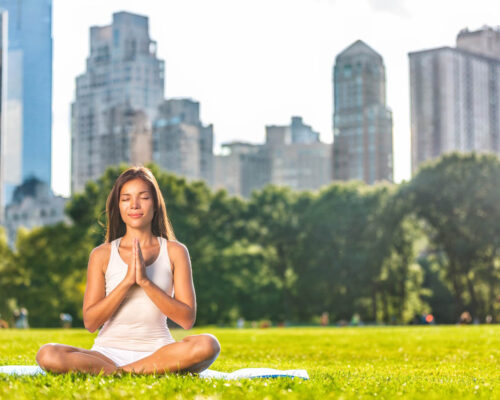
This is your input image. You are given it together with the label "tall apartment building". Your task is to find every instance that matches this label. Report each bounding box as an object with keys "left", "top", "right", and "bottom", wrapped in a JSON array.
[
  {"left": 214, "top": 117, "right": 331, "bottom": 197},
  {"left": 0, "top": 10, "right": 6, "bottom": 222},
  {"left": 153, "top": 98, "right": 214, "bottom": 185},
  {"left": 0, "top": 0, "right": 52, "bottom": 210},
  {"left": 102, "top": 106, "right": 152, "bottom": 167},
  {"left": 266, "top": 116, "right": 319, "bottom": 145},
  {"left": 290, "top": 116, "right": 320, "bottom": 143},
  {"left": 71, "top": 11, "right": 164, "bottom": 193},
  {"left": 266, "top": 117, "right": 331, "bottom": 191},
  {"left": 409, "top": 26, "right": 500, "bottom": 174},
  {"left": 213, "top": 142, "right": 270, "bottom": 198},
  {"left": 4, "top": 177, "right": 68, "bottom": 246},
  {"left": 332, "top": 40, "right": 393, "bottom": 184}
]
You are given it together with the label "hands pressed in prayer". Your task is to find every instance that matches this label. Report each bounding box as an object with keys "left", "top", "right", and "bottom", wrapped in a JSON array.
[
  {"left": 123, "top": 238, "right": 151, "bottom": 287},
  {"left": 134, "top": 238, "right": 150, "bottom": 287}
]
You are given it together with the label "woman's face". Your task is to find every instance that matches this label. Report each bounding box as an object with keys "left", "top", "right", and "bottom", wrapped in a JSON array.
[{"left": 119, "top": 178, "right": 155, "bottom": 230}]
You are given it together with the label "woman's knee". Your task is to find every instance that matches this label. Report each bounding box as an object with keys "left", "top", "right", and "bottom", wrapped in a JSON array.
[
  {"left": 36, "top": 343, "right": 64, "bottom": 368},
  {"left": 195, "top": 334, "right": 221, "bottom": 360}
]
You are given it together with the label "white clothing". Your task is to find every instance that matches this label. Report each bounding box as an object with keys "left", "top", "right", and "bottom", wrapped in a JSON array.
[
  {"left": 93, "top": 236, "right": 176, "bottom": 352},
  {"left": 90, "top": 344, "right": 154, "bottom": 367}
]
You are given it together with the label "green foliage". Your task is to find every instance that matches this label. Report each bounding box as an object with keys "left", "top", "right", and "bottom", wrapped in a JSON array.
[
  {"left": 419, "top": 251, "right": 456, "bottom": 322},
  {"left": 1, "top": 327, "right": 499, "bottom": 399},
  {"left": 402, "top": 153, "right": 500, "bottom": 321},
  {"left": 0, "top": 227, "right": 18, "bottom": 323},
  {"left": 11, "top": 224, "right": 92, "bottom": 327},
  {"left": 1, "top": 152, "right": 499, "bottom": 326},
  {"left": 244, "top": 185, "right": 305, "bottom": 322}
]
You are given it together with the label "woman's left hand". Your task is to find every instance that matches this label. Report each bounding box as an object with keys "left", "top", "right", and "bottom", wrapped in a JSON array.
[{"left": 135, "top": 238, "right": 150, "bottom": 287}]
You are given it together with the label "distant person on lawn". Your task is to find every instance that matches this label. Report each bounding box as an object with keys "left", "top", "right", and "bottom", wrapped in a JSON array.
[{"left": 36, "top": 166, "right": 220, "bottom": 375}]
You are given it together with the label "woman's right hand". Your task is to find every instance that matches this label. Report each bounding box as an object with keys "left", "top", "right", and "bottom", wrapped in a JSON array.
[{"left": 123, "top": 238, "right": 136, "bottom": 287}]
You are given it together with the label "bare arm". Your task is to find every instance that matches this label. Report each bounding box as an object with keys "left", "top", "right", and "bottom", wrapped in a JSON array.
[
  {"left": 82, "top": 244, "right": 135, "bottom": 333},
  {"left": 137, "top": 241, "right": 196, "bottom": 329}
]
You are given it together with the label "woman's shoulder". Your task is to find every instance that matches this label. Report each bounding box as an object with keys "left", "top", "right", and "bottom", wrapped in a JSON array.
[
  {"left": 165, "top": 239, "right": 190, "bottom": 263},
  {"left": 88, "top": 242, "right": 113, "bottom": 269},
  {"left": 166, "top": 239, "right": 188, "bottom": 253}
]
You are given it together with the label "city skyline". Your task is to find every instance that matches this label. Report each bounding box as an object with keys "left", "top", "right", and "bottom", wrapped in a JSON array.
[
  {"left": 52, "top": 0, "right": 500, "bottom": 196},
  {"left": 1, "top": 0, "right": 52, "bottom": 206}
]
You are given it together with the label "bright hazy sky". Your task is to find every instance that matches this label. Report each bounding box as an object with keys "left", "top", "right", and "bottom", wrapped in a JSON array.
[{"left": 51, "top": 0, "right": 500, "bottom": 196}]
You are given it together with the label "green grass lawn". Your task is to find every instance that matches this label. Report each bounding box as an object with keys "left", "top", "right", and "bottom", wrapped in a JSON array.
[{"left": 0, "top": 326, "right": 499, "bottom": 399}]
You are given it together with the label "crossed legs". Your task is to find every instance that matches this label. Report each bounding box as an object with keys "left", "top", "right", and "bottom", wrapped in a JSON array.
[
  {"left": 35, "top": 343, "right": 117, "bottom": 375},
  {"left": 36, "top": 334, "right": 220, "bottom": 375}
]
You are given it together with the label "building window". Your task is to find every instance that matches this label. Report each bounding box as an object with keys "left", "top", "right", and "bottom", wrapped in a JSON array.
[
  {"left": 113, "top": 29, "right": 120, "bottom": 47},
  {"left": 344, "top": 64, "right": 352, "bottom": 78}
]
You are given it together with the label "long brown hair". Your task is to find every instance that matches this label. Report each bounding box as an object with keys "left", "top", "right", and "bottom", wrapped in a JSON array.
[{"left": 105, "top": 166, "right": 176, "bottom": 242}]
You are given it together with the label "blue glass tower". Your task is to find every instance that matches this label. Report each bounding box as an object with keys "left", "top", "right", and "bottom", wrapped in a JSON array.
[{"left": 0, "top": 0, "right": 52, "bottom": 206}]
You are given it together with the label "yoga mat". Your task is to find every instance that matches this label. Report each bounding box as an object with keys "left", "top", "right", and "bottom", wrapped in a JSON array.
[{"left": 0, "top": 365, "right": 309, "bottom": 380}]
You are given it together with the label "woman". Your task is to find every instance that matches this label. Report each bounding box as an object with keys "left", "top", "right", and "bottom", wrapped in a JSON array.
[{"left": 36, "top": 166, "right": 220, "bottom": 375}]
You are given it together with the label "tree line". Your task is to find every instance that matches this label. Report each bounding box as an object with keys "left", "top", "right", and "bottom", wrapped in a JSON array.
[{"left": 0, "top": 152, "right": 499, "bottom": 327}]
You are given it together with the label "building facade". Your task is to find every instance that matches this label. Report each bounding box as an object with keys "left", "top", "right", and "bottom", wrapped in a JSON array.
[
  {"left": 71, "top": 11, "right": 164, "bottom": 193},
  {"left": 409, "top": 26, "right": 500, "bottom": 174},
  {"left": 456, "top": 26, "right": 500, "bottom": 59},
  {"left": 290, "top": 116, "right": 320, "bottom": 144},
  {"left": 266, "top": 117, "right": 331, "bottom": 191},
  {"left": 0, "top": 0, "right": 52, "bottom": 210},
  {"left": 266, "top": 116, "right": 320, "bottom": 146},
  {"left": 0, "top": 10, "right": 6, "bottom": 221},
  {"left": 214, "top": 142, "right": 270, "bottom": 198},
  {"left": 214, "top": 117, "right": 331, "bottom": 197},
  {"left": 332, "top": 40, "right": 393, "bottom": 184},
  {"left": 101, "top": 105, "right": 152, "bottom": 168},
  {"left": 153, "top": 98, "right": 214, "bottom": 185},
  {"left": 4, "top": 177, "right": 68, "bottom": 246}
]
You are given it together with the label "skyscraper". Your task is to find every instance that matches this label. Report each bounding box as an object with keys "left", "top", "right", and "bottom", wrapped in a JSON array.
[
  {"left": 266, "top": 117, "right": 331, "bottom": 191},
  {"left": 4, "top": 177, "right": 68, "bottom": 246},
  {"left": 213, "top": 116, "right": 331, "bottom": 197},
  {"left": 0, "top": 10, "right": 7, "bottom": 221},
  {"left": 153, "top": 98, "right": 214, "bottom": 185},
  {"left": 409, "top": 26, "right": 500, "bottom": 174},
  {"left": 290, "top": 116, "right": 320, "bottom": 144},
  {"left": 0, "top": 0, "right": 52, "bottom": 209},
  {"left": 213, "top": 142, "right": 270, "bottom": 198},
  {"left": 332, "top": 40, "right": 393, "bottom": 184},
  {"left": 71, "top": 11, "right": 164, "bottom": 193}
]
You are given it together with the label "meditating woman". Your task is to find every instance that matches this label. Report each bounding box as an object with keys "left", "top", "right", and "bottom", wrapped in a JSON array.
[{"left": 36, "top": 166, "right": 220, "bottom": 375}]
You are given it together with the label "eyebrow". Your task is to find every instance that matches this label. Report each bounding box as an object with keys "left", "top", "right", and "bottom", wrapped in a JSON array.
[{"left": 120, "top": 191, "right": 151, "bottom": 196}]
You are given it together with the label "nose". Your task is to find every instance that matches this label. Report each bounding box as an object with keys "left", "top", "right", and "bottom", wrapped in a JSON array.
[{"left": 130, "top": 197, "right": 140, "bottom": 209}]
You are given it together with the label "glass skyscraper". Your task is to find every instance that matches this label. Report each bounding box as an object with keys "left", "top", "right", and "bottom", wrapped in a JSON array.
[
  {"left": 332, "top": 40, "right": 393, "bottom": 184},
  {"left": 0, "top": 0, "right": 52, "bottom": 208},
  {"left": 0, "top": 10, "right": 6, "bottom": 220}
]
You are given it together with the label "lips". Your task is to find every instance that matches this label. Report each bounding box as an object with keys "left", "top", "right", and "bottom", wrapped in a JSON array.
[{"left": 128, "top": 214, "right": 143, "bottom": 218}]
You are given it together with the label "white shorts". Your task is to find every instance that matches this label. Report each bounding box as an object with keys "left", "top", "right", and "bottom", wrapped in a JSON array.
[{"left": 90, "top": 345, "right": 154, "bottom": 367}]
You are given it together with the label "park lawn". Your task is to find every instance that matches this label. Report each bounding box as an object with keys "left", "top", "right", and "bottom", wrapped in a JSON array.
[{"left": 0, "top": 326, "right": 498, "bottom": 399}]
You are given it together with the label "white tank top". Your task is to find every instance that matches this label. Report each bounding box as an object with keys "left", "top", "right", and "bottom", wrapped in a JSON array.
[{"left": 93, "top": 236, "right": 176, "bottom": 351}]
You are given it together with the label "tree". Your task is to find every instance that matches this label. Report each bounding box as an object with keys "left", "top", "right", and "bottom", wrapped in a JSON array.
[
  {"left": 0, "top": 227, "right": 20, "bottom": 325},
  {"left": 244, "top": 185, "right": 307, "bottom": 322},
  {"left": 402, "top": 153, "right": 500, "bottom": 321},
  {"left": 12, "top": 223, "right": 92, "bottom": 326}
]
